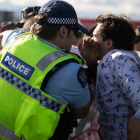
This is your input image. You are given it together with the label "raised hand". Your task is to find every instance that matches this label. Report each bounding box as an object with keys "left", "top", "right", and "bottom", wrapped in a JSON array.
[{"left": 78, "top": 37, "right": 98, "bottom": 65}]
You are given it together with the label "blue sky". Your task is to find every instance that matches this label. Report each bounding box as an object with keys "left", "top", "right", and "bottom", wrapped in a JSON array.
[{"left": 0, "top": 0, "right": 140, "bottom": 21}]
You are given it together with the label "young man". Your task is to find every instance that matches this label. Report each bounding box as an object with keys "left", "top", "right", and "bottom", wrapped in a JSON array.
[
  {"left": 0, "top": 0, "right": 96, "bottom": 140},
  {"left": 79, "top": 14, "right": 140, "bottom": 140}
]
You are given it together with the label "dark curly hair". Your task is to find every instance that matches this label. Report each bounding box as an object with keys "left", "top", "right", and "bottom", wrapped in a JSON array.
[{"left": 96, "top": 14, "right": 136, "bottom": 51}]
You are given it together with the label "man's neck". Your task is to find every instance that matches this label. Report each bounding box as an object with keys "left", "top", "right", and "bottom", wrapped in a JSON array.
[{"left": 45, "top": 38, "right": 63, "bottom": 50}]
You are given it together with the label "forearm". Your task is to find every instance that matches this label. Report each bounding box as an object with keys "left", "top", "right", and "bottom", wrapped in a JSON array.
[{"left": 69, "top": 98, "right": 91, "bottom": 119}]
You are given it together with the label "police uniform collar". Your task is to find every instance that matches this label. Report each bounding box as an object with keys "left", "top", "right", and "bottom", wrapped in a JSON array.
[{"left": 37, "top": 36, "right": 66, "bottom": 52}]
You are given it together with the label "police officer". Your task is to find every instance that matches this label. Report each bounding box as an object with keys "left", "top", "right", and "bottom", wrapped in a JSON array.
[
  {"left": 0, "top": 0, "right": 96, "bottom": 140},
  {"left": 16, "top": 6, "right": 41, "bottom": 28},
  {"left": 0, "top": 6, "right": 41, "bottom": 51}
]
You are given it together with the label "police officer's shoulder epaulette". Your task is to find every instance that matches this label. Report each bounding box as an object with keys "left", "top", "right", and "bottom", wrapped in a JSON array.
[{"left": 41, "top": 58, "right": 79, "bottom": 91}]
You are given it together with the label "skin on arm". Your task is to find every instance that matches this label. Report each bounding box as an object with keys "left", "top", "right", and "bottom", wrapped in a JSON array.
[
  {"left": 127, "top": 116, "right": 140, "bottom": 140},
  {"left": 65, "top": 65, "right": 92, "bottom": 119},
  {"left": 68, "top": 64, "right": 95, "bottom": 119},
  {"left": 69, "top": 76, "right": 96, "bottom": 119},
  {"left": 68, "top": 71, "right": 92, "bottom": 119},
  {"left": 69, "top": 97, "right": 91, "bottom": 119},
  {"left": 0, "top": 34, "right": 3, "bottom": 51}
]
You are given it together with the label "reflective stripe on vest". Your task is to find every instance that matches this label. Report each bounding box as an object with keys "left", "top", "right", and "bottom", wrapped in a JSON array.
[
  {"left": 0, "top": 66, "right": 62, "bottom": 113},
  {"left": 36, "top": 51, "right": 68, "bottom": 71},
  {"left": 5, "top": 35, "right": 27, "bottom": 50},
  {"left": 0, "top": 124, "right": 25, "bottom": 140}
]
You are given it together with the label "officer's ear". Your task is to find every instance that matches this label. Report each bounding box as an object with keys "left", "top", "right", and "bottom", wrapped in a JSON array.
[{"left": 59, "top": 26, "right": 67, "bottom": 39}]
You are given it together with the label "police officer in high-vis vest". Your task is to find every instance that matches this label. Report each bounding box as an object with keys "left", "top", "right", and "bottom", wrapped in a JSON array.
[{"left": 0, "top": 0, "right": 97, "bottom": 140}]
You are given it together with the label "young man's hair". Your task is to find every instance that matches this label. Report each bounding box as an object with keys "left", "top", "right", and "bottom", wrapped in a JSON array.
[
  {"left": 96, "top": 14, "right": 136, "bottom": 51},
  {"left": 30, "top": 14, "right": 71, "bottom": 40}
]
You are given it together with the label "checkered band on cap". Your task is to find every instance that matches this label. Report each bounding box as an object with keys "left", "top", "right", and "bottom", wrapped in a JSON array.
[
  {"left": 48, "top": 17, "right": 77, "bottom": 24},
  {"left": 0, "top": 66, "right": 62, "bottom": 113}
]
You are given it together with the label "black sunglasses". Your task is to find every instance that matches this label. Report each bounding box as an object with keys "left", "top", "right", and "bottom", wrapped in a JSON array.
[{"left": 65, "top": 26, "right": 79, "bottom": 36}]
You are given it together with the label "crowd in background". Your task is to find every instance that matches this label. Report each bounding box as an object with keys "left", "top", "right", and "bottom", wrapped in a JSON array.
[{"left": 0, "top": 1, "right": 140, "bottom": 140}]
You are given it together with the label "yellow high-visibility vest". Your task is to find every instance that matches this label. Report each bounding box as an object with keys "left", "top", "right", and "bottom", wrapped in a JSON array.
[{"left": 0, "top": 32, "right": 83, "bottom": 140}]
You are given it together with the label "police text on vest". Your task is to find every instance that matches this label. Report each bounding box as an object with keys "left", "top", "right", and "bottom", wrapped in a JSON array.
[{"left": 2, "top": 52, "right": 35, "bottom": 80}]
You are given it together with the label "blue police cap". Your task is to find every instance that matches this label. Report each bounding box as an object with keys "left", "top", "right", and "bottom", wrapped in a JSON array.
[{"left": 38, "top": 0, "right": 88, "bottom": 34}]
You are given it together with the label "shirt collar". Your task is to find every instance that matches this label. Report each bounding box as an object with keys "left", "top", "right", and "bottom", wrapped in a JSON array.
[
  {"left": 37, "top": 36, "right": 66, "bottom": 52},
  {"left": 102, "top": 49, "right": 140, "bottom": 66}
]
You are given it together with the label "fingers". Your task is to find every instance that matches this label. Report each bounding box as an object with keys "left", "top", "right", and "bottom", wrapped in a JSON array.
[
  {"left": 78, "top": 42, "right": 82, "bottom": 50},
  {"left": 83, "top": 37, "right": 92, "bottom": 43},
  {"left": 83, "top": 37, "right": 96, "bottom": 45},
  {"left": 83, "top": 36, "right": 91, "bottom": 41}
]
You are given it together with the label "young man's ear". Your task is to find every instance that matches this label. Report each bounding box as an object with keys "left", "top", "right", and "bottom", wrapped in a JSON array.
[
  {"left": 106, "top": 38, "right": 114, "bottom": 49},
  {"left": 59, "top": 26, "right": 67, "bottom": 39}
]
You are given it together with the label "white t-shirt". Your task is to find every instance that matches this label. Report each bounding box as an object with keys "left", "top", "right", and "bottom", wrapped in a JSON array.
[{"left": 70, "top": 45, "right": 87, "bottom": 68}]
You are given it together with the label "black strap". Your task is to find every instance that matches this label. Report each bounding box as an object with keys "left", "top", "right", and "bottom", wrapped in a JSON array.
[
  {"left": 40, "top": 58, "right": 78, "bottom": 91},
  {"left": 84, "top": 63, "right": 98, "bottom": 85},
  {"left": 70, "top": 52, "right": 85, "bottom": 65},
  {"left": 49, "top": 109, "right": 77, "bottom": 140}
]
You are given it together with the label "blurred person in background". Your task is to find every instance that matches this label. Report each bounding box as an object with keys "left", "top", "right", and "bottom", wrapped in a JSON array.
[
  {"left": 72, "top": 20, "right": 85, "bottom": 46},
  {"left": 70, "top": 30, "right": 84, "bottom": 61},
  {"left": 0, "top": 6, "right": 40, "bottom": 51},
  {"left": 79, "top": 14, "right": 140, "bottom": 140},
  {"left": 70, "top": 20, "right": 86, "bottom": 66},
  {"left": 0, "top": 21, "right": 16, "bottom": 33},
  {"left": 87, "top": 23, "right": 97, "bottom": 38},
  {"left": 16, "top": 6, "right": 41, "bottom": 28},
  {"left": 134, "top": 27, "right": 140, "bottom": 56},
  {"left": 0, "top": 21, "right": 16, "bottom": 51},
  {"left": 0, "top": 0, "right": 96, "bottom": 140},
  {"left": 0, "top": 35, "right": 2, "bottom": 51},
  {"left": 72, "top": 30, "right": 84, "bottom": 47}
]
